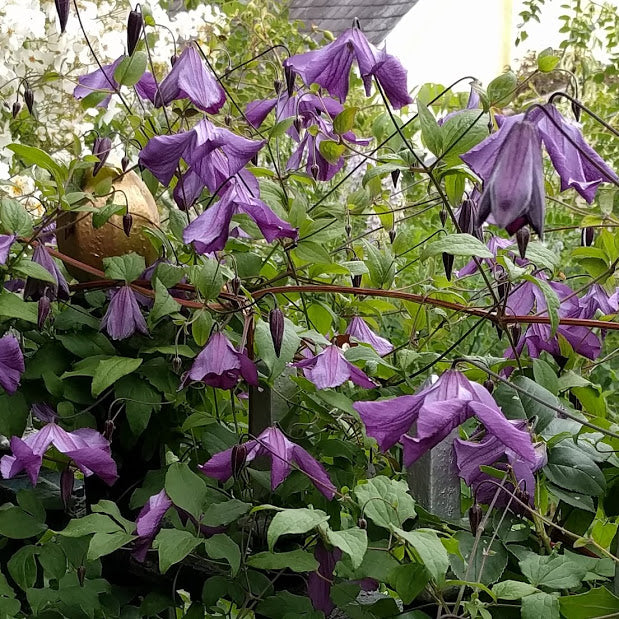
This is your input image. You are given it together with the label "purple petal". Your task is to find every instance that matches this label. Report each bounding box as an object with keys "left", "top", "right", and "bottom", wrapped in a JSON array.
[
  {"left": 183, "top": 193, "right": 236, "bottom": 254},
  {"left": 1, "top": 437, "right": 42, "bottom": 485},
  {"left": 0, "top": 235, "right": 16, "bottom": 264},
  {"left": 0, "top": 334, "right": 25, "bottom": 395},
  {"left": 245, "top": 97, "right": 278, "bottom": 128},
  {"left": 139, "top": 128, "right": 198, "bottom": 186},
  {"left": 133, "top": 489, "right": 173, "bottom": 562},
  {"left": 345, "top": 317, "right": 393, "bottom": 356},
  {"left": 101, "top": 286, "right": 148, "bottom": 341},
  {"left": 188, "top": 332, "right": 241, "bottom": 389},
  {"left": 74, "top": 57, "right": 123, "bottom": 108},
  {"left": 308, "top": 543, "right": 342, "bottom": 613}
]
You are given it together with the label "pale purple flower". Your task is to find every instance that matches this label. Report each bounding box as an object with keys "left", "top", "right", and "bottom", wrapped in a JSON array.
[
  {"left": 284, "top": 28, "right": 412, "bottom": 109},
  {"left": 0, "top": 334, "right": 25, "bottom": 395},
  {"left": 133, "top": 489, "right": 173, "bottom": 562},
  {"left": 153, "top": 45, "right": 225, "bottom": 114},
  {"left": 0, "top": 235, "right": 16, "bottom": 264},
  {"left": 31, "top": 403, "right": 57, "bottom": 423},
  {"left": 100, "top": 285, "right": 148, "bottom": 340},
  {"left": 345, "top": 317, "right": 393, "bottom": 356},
  {"left": 23, "top": 244, "right": 69, "bottom": 302},
  {"left": 353, "top": 370, "right": 536, "bottom": 467},
  {"left": 308, "top": 543, "right": 342, "bottom": 614},
  {"left": 0, "top": 422, "right": 118, "bottom": 486},
  {"left": 185, "top": 331, "right": 258, "bottom": 389},
  {"left": 200, "top": 426, "right": 336, "bottom": 499},
  {"left": 578, "top": 284, "right": 618, "bottom": 317},
  {"left": 292, "top": 344, "right": 376, "bottom": 390}
]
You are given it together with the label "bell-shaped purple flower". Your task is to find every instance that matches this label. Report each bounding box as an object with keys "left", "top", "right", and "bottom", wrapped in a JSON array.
[
  {"left": 354, "top": 370, "right": 536, "bottom": 467},
  {"left": 579, "top": 284, "right": 618, "bottom": 317},
  {"left": 0, "top": 235, "right": 16, "bottom": 264},
  {"left": 475, "top": 118, "right": 546, "bottom": 236},
  {"left": 100, "top": 285, "right": 148, "bottom": 340},
  {"left": 0, "top": 422, "right": 118, "bottom": 486},
  {"left": 284, "top": 28, "right": 412, "bottom": 109},
  {"left": 345, "top": 317, "right": 393, "bottom": 356},
  {"left": 185, "top": 331, "right": 258, "bottom": 390},
  {"left": 0, "top": 334, "right": 25, "bottom": 395},
  {"left": 200, "top": 426, "right": 336, "bottom": 499},
  {"left": 153, "top": 45, "right": 225, "bottom": 114},
  {"left": 292, "top": 344, "right": 376, "bottom": 390},
  {"left": 23, "top": 244, "right": 69, "bottom": 302},
  {"left": 133, "top": 489, "right": 173, "bottom": 562},
  {"left": 308, "top": 543, "right": 342, "bottom": 614}
]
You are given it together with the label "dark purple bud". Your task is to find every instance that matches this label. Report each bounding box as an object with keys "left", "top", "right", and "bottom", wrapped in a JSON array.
[
  {"left": 284, "top": 64, "right": 295, "bottom": 98},
  {"left": 352, "top": 274, "right": 362, "bottom": 288},
  {"left": 104, "top": 419, "right": 115, "bottom": 440},
  {"left": 250, "top": 154, "right": 258, "bottom": 166},
  {"left": 515, "top": 486, "right": 530, "bottom": 505},
  {"left": 126, "top": 7, "right": 144, "bottom": 56},
  {"left": 224, "top": 114, "right": 231, "bottom": 126},
  {"left": 269, "top": 308, "right": 284, "bottom": 357},
  {"left": 230, "top": 276, "right": 241, "bottom": 296},
  {"left": 172, "top": 356, "right": 182, "bottom": 373},
  {"left": 571, "top": 100, "right": 581, "bottom": 122},
  {"left": 516, "top": 226, "right": 530, "bottom": 259},
  {"left": 92, "top": 137, "right": 112, "bottom": 177},
  {"left": 468, "top": 503, "right": 483, "bottom": 535},
  {"left": 54, "top": 0, "right": 70, "bottom": 33},
  {"left": 458, "top": 199, "right": 476, "bottom": 235},
  {"left": 358, "top": 517, "right": 367, "bottom": 530},
  {"left": 38, "top": 295, "right": 51, "bottom": 329},
  {"left": 60, "top": 467, "right": 75, "bottom": 509},
  {"left": 121, "top": 155, "right": 130, "bottom": 172},
  {"left": 495, "top": 324, "right": 504, "bottom": 340},
  {"left": 310, "top": 163, "right": 319, "bottom": 180},
  {"left": 24, "top": 88, "right": 34, "bottom": 115},
  {"left": 122, "top": 213, "right": 133, "bottom": 237},
  {"left": 293, "top": 118, "right": 302, "bottom": 134},
  {"left": 391, "top": 169, "right": 400, "bottom": 188},
  {"left": 497, "top": 276, "right": 509, "bottom": 303},
  {"left": 554, "top": 354, "right": 569, "bottom": 371},
  {"left": 442, "top": 252, "right": 454, "bottom": 281},
  {"left": 11, "top": 101, "right": 21, "bottom": 118},
  {"left": 581, "top": 227, "right": 594, "bottom": 247},
  {"left": 170, "top": 55, "right": 178, "bottom": 67},
  {"left": 231, "top": 443, "right": 247, "bottom": 479},
  {"left": 345, "top": 224, "right": 352, "bottom": 237},
  {"left": 483, "top": 379, "right": 494, "bottom": 394},
  {"left": 389, "top": 230, "right": 396, "bottom": 244},
  {"left": 439, "top": 208, "right": 447, "bottom": 227},
  {"left": 273, "top": 79, "right": 283, "bottom": 94},
  {"left": 77, "top": 565, "right": 86, "bottom": 587}
]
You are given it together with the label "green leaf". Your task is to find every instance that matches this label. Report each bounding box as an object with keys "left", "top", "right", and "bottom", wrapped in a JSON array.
[
  {"left": 417, "top": 102, "right": 442, "bottom": 156},
  {"left": 491, "top": 580, "right": 538, "bottom": 600},
  {"left": 256, "top": 592, "right": 316, "bottom": 619},
  {"left": 518, "top": 241, "right": 559, "bottom": 271},
  {"left": 318, "top": 140, "right": 345, "bottom": 164},
  {"left": 423, "top": 233, "right": 493, "bottom": 259},
  {"left": 165, "top": 462, "right": 208, "bottom": 520},
  {"left": 155, "top": 529, "right": 201, "bottom": 574},
  {"left": 537, "top": 48, "right": 561, "bottom": 72},
  {"left": 532, "top": 358, "right": 559, "bottom": 395},
  {"left": 269, "top": 117, "right": 295, "bottom": 139},
  {"left": 267, "top": 508, "right": 329, "bottom": 551},
  {"left": 502, "top": 376, "right": 559, "bottom": 431},
  {"left": 333, "top": 107, "right": 358, "bottom": 135},
  {"left": 547, "top": 483, "right": 595, "bottom": 512},
  {"left": 449, "top": 531, "right": 507, "bottom": 585},
  {"left": 7, "top": 144, "right": 66, "bottom": 187},
  {"left": 0, "top": 197, "right": 32, "bottom": 235},
  {"left": 0, "top": 507, "right": 46, "bottom": 539},
  {"left": 7, "top": 546, "right": 37, "bottom": 591},
  {"left": 87, "top": 531, "right": 135, "bottom": 561},
  {"left": 37, "top": 543, "right": 66, "bottom": 580},
  {"left": 149, "top": 278, "right": 180, "bottom": 324},
  {"left": 546, "top": 443, "right": 606, "bottom": 496},
  {"left": 91, "top": 500, "right": 135, "bottom": 533},
  {"left": 58, "top": 332, "right": 116, "bottom": 358},
  {"left": 204, "top": 534, "right": 241, "bottom": 575},
  {"left": 559, "top": 586, "right": 619, "bottom": 618},
  {"left": 363, "top": 241, "right": 395, "bottom": 289},
  {"left": 354, "top": 476, "right": 416, "bottom": 530},
  {"left": 12, "top": 257, "right": 57, "bottom": 284},
  {"left": 524, "top": 274, "right": 560, "bottom": 336},
  {"left": 387, "top": 563, "right": 429, "bottom": 604},
  {"left": 92, "top": 201, "right": 125, "bottom": 228},
  {"left": 202, "top": 499, "right": 251, "bottom": 527},
  {"left": 487, "top": 71, "right": 518, "bottom": 106},
  {"left": 191, "top": 310, "right": 213, "bottom": 347},
  {"left": 103, "top": 252, "right": 146, "bottom": 283},
  {"left": 441, "top": 110, "right": 489, "bottom": 158},
  {"left": 114, "top": 51, "right": 147, "bottom": 86},
  {"left": 189, "top": 260, "right": 224, "bottom": 300},
  {"left": 57, "top": 514, "right": 122, "bottom": 537},
  {"left": 522, "top": 592, "right": 560, "bottom": 619},
  {"left": 247, "top": 550, "right": 318, "bottom": 572},
  {"left": 520, "top": 553, "right": 588, "bottom": 589},
  {"left": 392, "top": 527, "right": 449, "bottom": 584},
  {"left": 0, "top": 292, "right": 38, "bottom": 323},
  {"left": 115, "top": 376, "right": 161, "bottom": 436},
  {"left": 293, "top": 240, "right": 332, "bottom": 264},
  {"left": 91, "top": 357, "right": 143, "bottom": 396},
  {"left": 254, "top": 316, "right": 301, "bottom": 379},
  {"left": 325, "top": 527, "right": 367, "bottom": 570}
]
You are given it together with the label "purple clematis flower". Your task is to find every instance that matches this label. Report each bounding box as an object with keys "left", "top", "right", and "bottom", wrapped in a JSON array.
[
  {"left": 345, "top": 317, "right": 393, "bottom": 356},
  {"left": 100, "top": 285, "right": 148, "bottom": 340},
  {"left": 578, "top": 284, "right": 618, "bottom": 317},
  {"left": 292, "top": 344, "right": 376, "bottom": 390},
  {"left": 153, "top": 45, "right": 225, "bottom": 114},
  {"left": 133, "top": 489, "right": 173, "bottom": 562},
  {"left": 200, "top": 426, "right": 337, "bottom": 499},
  {"left": 185, "top": 331, "right": 258, "bottom": 390},
  {"left": 354, "top": 370, "right": 537, "bottom": 467},
  {"left": 455, "top": 424, "right": 547, "bottom": 507},
  {"left": 0, "top": 334, "right": 25, "bottom": 395},
  {"left": 23, "top": 244, "right": 70, "bottom": 302},
  {"left": 284, "top": 28, "right": 412, "bottom": 109},
  {"left": 74, "top": 56, "right": 157, "bottom": 108},
  {"left": 0, "top": 422, "right": 118, "bottom": 486},
  {"left": 0, "top": 235, "right": 16, "bottom": 264},
  {"left": 308, "top": 543, "right": 342, "bottom": 614}
]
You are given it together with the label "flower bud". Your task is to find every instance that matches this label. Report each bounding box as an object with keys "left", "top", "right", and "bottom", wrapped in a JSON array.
[
  {"left": 170, "top": 55, "right": 178, "bottom": 67},
  {"left": 231, "top": 443, "right": 247, "bottom": 479},
  {"left": 121, "top": 155, "right": 130, "bottom": 172},
  {"left": 344, "top": 224, "right": 352, "bottom": 237},
  {"left": 468, "top": 503, "right": 483, "bottom": 535},
  {"left": 581, "top": 227, "right": 594, "bottom": 247},
  {"left": 508, "top": 324, "right": 521, "bottom": 344},
  {"left": 439, "top": 208, "right": 447, "bottom": 227},
  {"left": 310, "top": 163, "right": 319, "bottom": 179},
  {"left": 38, "top": 295, "right": 51, "bottom": 330},
  {"left": 571, "top": 100, "right": 581, "bottom": 122},
  {"left": 483, "top": 379, "right": 494, "bottom": 394},
  {"left": 457, "top": 199, "right": 476, "bottom": 235},
  {"left": 516, "top": 226, "right": 530, "bottom": 259},
  {"left": 284, "top": 64, "right": 295, "bottom": 98},
  {"left": 123, "top": 213, "right": 133, "bottom": 237},
  {"left": 92, "top": 137, "right": 112, "bottom": 177},
  {"left": 293, "top": 118, "right": 302, "bottom": 135},
  {"left": 24, "top": 88, "right": 34, "bottom": 115},
  {"left": 497, "top": 277, "right": 509, "bottom": 304},
  {"left": 104, "top": 419, "right": 115, "bottom": 440},
  {"left": 351, "top": 274, "right": 362, "bottom": 288},
  {"left": 126, "top": 7, "right": 144, "bottom": 56},
  {"left": 77, "top": 565, "right": 86, "bottom": 587},
  {"left": 515, "top": 486, "right": 530, "bottom": 505},
  {"left": 389, "top": 229, "right": 396, "bottom": 244},
  {"left": 357, "top": 517, "right": 367, "bottom": 530},
  {"left": 224, "top": 114, "right": 232, "bottom": 126},
  {"left": 391, "top": 169, "right": 400, "bottom": 188},
  {"left": 269, "top": 308, "right": 284, "bottom": 357},
  {"left": 60, "top": 467, "right": 75, "bottom": 509},
  {"left": 55, "top": 0, "right": 70, "bottom": 33},
  {"left": 172, "top": 356, "right": 182, "bottom": 373},
  {"left": 273, "top": 79, "right": 283, "bottom": 94},
  {"left": 11, "top": 101, "right": 21, "bottom": 118},
  {"left": 251, "top": 154, "right": 259, "bottom": 166},
  {"left": 442, "top": 252, "right": 454, "bottom": 281}
]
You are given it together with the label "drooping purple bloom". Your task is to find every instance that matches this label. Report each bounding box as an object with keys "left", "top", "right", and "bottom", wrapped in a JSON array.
[
  {"left": 185, "top": 331, "right": 258, "bottom": 389},
  {"left": 578, "top": 283, "right": 618, "bottom": 317},
  {"left": 100, "top": 285, "right": 148, "bottom": 340},
  {"left": 353, "top": 370, "right": 537, "bottom": 467},
  {"left": 0, "top": 235, "right": 16, "bottom": 264},
  {"left": 308, "top": 543, "right": 342, "bottom": 614},
  {"left": 345, "top": 317, "right": 393, "bottom": 356},
  {"left": 454, "top": 424, "right": 547, "bottom": 507},
  {"left": 292, "top": 344, "right": 376, "bottom": 390},
  {"left": 284, "top": 28, "right": 412, "bottom": 109},
  {"left": 0, "top": 334, "right": 25, "bottom": 395},
  {"left": 133, "top": 489, "right": 173, "bottom": 562},
  {"left": 0, "top": 422, "right": 118, "bottom": 486},
  {"left": 23, "top": 244, "right": 70, "bottom": 302},
  {"left": 31, "top": 403, "right": 58, "bottom": 423},
  {"left": 200, "top": 426, "right": 337, "bottom": 499},
  {"left": 475, "top": 118, "right": 546, "bottom": 236}
]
